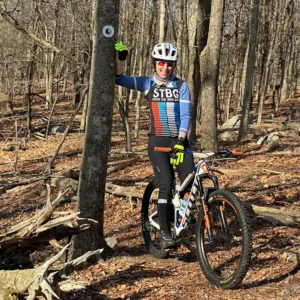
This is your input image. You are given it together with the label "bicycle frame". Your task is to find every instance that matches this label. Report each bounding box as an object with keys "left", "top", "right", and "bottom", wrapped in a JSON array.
[
  {"left": 149, "top": 148, "right": 241, "bottom": 239},
  {"left": 173, "top": 158, "right": 219, "bottom": 236}
]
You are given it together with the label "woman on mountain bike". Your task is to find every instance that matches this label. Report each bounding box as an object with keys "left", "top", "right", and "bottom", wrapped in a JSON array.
[{"left": 115, "top": 42, "right": 194, "bottom": 249}]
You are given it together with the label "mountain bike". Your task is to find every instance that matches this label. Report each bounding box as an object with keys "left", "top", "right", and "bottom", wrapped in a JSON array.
[{"left": 141, "top": 148, "right": 252, "bottom": 289}]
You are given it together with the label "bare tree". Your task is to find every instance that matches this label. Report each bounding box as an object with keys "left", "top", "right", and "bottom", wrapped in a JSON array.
[
  {"left": 200, "top": 0, "right": 225, "bottom": 151},
  {"left": 159, "top": 0, "right": 166, "bottom": 42},
  {"left": 257, "top": 1, "right": 277, "bottom": 123},
  {"left": 134, "top": 0, "right": 147, "bottom": 139},
  {"left": 279, "top": 0, "right": 294, "bottom": 105},
  {"left": 186, "top": 0, "right": 200, "bottom": 144},
  {"left": 238, "top": 0, "right": 259, "bottom": 140},
  {"left": 176, "top": 0, "right": 184, "bottom": 78},
  {"left": 189, "top": 0, "right": 210, "bottom": 143},
  {"left": 71, "top": 0, "right": 120, "bottom": 258}
]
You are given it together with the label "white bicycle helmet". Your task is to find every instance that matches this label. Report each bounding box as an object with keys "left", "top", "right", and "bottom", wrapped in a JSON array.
[{"left": 152, "top": 43, "right": 178, "bottom": 61}]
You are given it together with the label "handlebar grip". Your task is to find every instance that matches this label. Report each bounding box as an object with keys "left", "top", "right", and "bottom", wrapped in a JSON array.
[
  {"left": 231, "top": 150, "right": 244, "bottom": 156},
  {"left": 154, "top": 147, "right": 172, "bottom": 152}
]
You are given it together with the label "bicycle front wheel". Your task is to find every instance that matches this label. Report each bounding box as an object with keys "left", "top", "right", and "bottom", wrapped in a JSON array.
[
  {"left": 141, "top": 179, "right": 169, "bottom": 259},
  {"left": 196, "top": 189, "right": 252, "bottom": 289}
]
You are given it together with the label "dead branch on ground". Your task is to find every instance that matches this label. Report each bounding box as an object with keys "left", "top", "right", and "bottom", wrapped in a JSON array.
[
  {"left": 0, "top": 175, "right": 48, "bottom": 194},
  {"left": 0, "top": 184, "right": 96, "bottom": 249},
  {"left": 0, "top": 243, "right": 103, "bottom": 300},
  {"left": 69, "top": 156, "right": 149, "bottom": 180}
]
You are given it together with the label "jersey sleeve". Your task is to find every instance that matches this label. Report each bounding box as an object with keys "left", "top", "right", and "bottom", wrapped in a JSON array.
[
  {"left": 115, "top": 75, "right": 150, "bottom": 93},
  {"left": 179, "top": 81, "right": 191, "bottom": 135}
]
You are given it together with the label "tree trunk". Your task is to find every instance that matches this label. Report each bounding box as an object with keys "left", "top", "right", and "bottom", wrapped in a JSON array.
[
  {"left": 134, "top": 0, "right": 146, "bottom": 139},
  {"left": 200, "top": 0, "right": 224, "bottom": 152},
  {"left": 24, "top": 44, "right": 38, "bottom": 135},
  {"left": 238, "top": 0, "right": 259, "bottom": 141},
  {"left": 159, "top": 0, "right": 166, "bottom": 43},
  {"left": 44, "top": 1, "right": 60, "bottom": 109},
  {"left": 80, "top": 91, "right": 89, "bottom": 131},
  {"left": 71, "top": 0, "right": 120, "bottom": 259},
  {"left": 117, "top": 99, "right": 132, "bottom": 152},
  {"left": 183, "top": 1, "right": 189, "bottom": 80},
  {"left": 176, "top": 0, "right": 184, "bottom": 78},
  {"left": 186, "top": 0, "right": 200, "bottom": 144},
  {"left": 194, "top": 0, "right": 211, "bottom": 128},
  {"left": 279, "top": 0, "right": 294, "bottom": 104},
  {"left": 257, "top": 0, "right": 284, "bottom": 124}
]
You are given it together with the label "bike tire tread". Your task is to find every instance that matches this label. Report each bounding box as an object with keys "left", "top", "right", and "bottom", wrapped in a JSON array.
[{"left": 196, "top": 189, "right": 252, "bottom": 289}]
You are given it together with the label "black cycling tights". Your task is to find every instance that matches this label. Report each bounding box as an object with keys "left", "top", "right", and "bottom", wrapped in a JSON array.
[{"left": 148, "top": 135, "right": 194, "bottom": 232}]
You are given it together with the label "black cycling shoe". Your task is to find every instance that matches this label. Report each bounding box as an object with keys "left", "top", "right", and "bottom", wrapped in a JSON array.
[{"left": 160, "top": 230, "right": 175, "bottom": 249}]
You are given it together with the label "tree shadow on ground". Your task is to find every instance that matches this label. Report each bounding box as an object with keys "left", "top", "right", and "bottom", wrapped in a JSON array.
[
  {"left": 113, "top": 243, "right": 149, "bottom": 258},
  {"left": 242, "top": 264, "right": 300, "bottom": 290},
  {"left": 60, "top": 263, "right": 171, "bottom": 300},
  {"left": 242, "top": 225, "right": 300, "bottom": 289},
  {"left": 0, "top": 246, "right": 35, "bottom": 270}
]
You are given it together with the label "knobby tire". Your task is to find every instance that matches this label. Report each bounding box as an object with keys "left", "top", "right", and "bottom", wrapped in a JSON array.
[{"left": 196, "top": 189, "right": 252, "bottom": 289}]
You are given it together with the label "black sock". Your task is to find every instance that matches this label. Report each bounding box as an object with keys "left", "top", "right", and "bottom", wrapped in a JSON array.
[{"left": 158, "top": 202, "right": 168, "bottom": 232}]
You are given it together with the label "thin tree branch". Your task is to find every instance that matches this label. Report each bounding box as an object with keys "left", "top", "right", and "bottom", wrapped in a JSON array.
[{"left": 0, "top": 1, "right": 79, "bottom": 66}]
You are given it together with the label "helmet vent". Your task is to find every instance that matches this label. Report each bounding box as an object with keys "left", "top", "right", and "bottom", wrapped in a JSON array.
[{"left": 152, "top": 42, "right": 178, "bottom": 61}]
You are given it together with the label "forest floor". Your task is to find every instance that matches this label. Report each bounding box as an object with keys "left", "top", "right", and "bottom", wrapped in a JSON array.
[{"left": 0, "top": 88, "right": 300, "bottom": 300}]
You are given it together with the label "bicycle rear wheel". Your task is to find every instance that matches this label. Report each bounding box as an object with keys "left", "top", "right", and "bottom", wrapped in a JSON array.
[
  {"left": 141, "top": 179, "right": 169, "bottom": 259},
  {"left": 196, "top": 189, "right": 252, "bottom": 289}
]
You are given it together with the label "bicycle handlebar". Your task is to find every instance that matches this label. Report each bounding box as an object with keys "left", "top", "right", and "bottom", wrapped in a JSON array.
[{"left": 154, "top": 147, "right": 243, "bottom": 158}]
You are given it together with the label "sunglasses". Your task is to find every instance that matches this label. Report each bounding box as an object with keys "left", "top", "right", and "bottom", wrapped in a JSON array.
[{"left": 156, "top": 61, "right": 175, "bottom": 68}]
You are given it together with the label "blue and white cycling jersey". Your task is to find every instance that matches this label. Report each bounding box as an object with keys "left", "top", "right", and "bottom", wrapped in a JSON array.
[{"left": 116, "top": 74, "right": 191, "bottom": 137}]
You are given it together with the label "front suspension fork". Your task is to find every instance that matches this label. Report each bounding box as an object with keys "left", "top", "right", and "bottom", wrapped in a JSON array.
[
  {"left": 200, "top": 189, "right": 214, "bottom": 241},
  {"left": 197, "top": 174, "right": 220, "bottom": 241}
]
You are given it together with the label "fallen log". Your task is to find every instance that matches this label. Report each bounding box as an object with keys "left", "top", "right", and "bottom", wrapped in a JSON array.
[
  {"left": 0, "top": 243, "right": 103, "bottom": 300},
  {"left": 0, "top": 149, "right": 83, "bottom": 167},
  {"left": 265, "top": 151, "right": 300, "bottom": 156},
  {"left": 49, "top": 176, "right": 144, "bottom": 200},
  {"left": 0, "top": 185, "right": 96, "bottom": 250},
  {"left": 106, "top": 182, "right": 142, "bottom": 199},
  {"left": 223, "top": 174, "right": 258, "bottom": 190},
  {"left": 244, "top": 203, "right": 300, "bottom": 226},
  {"left": 236, "top": 181, "right": 300, "bottom": 192},
  {"left": 69, "top": 156, "right": 149, "bottom": 180},
  {"left": 0, "top": 175, "right": 48, "bottom": 194}
]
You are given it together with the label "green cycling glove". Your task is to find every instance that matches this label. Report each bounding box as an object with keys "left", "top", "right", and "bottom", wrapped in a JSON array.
[
  {"left": 115, "top": 42, "right": 128, "bottom": 61},
  {"left": 170, "top": 138, "right": 185, "bottom": 166}
]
